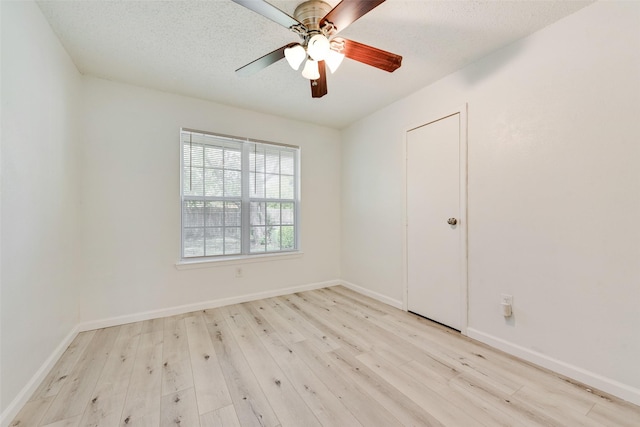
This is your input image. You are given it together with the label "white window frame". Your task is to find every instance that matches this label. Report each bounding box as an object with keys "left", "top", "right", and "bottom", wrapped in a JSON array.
[{"left": 179, "top": 128, "right": 300, "bottom": 263}]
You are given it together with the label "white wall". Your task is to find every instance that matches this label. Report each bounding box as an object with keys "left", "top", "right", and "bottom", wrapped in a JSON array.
[
  {"left": 79, "top": 77, "right": 341, "bottom": 324},
  {"left": 341, "top": 0, "right": 640, "bottom": 404},
  {"left": 1, "top": 0, "right": 81, "bottom": 415}
]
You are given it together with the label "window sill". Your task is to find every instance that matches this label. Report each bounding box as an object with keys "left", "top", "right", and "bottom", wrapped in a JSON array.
[{"left": 175, "top": 251, "right": 303, "bottom": 270}]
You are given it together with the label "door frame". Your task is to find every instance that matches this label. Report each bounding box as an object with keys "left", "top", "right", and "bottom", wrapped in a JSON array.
[{"left": 402, "top": 104, "right": 469, "bottom": 335}]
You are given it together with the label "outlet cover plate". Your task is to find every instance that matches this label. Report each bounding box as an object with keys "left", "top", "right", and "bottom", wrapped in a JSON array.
[{"left": 501, "top": 294, "right": 513, "bottom": 305}]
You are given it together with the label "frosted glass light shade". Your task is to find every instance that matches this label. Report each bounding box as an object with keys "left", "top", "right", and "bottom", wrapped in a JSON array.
[
  {"left": 301, "top": 59, "right": 320, "bottom": 80},
  {"left": 307, "top": 34, "right": 330, "bottom": 61},
  {"left": 326, "top": 49, "right": 345, "bottom": 73},
  {"left": 284, "top": 44, "right": 306, "bottom": 70}
]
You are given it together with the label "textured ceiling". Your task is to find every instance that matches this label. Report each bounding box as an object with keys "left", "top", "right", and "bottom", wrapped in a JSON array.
[{"left": 37, "top": 0, "right": 592, "bottom": 129}]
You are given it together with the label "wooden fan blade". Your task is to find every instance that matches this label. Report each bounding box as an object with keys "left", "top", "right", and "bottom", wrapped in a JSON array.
[
  {"left": 320, "top": 0, "right": 386, "bottom": 34},
  {"left": 337, "top": 37, "right": 402, "bottom": 72},
  {"left": 311, "top": 61, "right": 328, "bottom": 98},
  {"left": 236, "top": 43, "right": 298, "bottom": 76},
  {"left": 232, "top": 0, "right": 303, "bottom": 29}
]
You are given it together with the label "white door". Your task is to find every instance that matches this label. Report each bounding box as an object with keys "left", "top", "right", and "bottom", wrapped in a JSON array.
[{"left": 407, "top": 113, "right": 463, "bottom": 330}]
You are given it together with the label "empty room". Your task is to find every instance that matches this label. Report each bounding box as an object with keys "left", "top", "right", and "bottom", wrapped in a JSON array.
[{"left": 1, "top": 0, "right": 639, "bottom": 426}]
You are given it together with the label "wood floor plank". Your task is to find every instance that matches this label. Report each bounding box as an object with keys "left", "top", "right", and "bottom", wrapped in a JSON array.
[
  {"left": 326, "top": 286, "right": 392, "bottom": 315},
  {"left": 246, "top": 299, "right": 306, "bottom": 345},
  {"left": 317, "top": 287, "right": 400, "bottom": 326},
  {"left": 588, "top": 400, "right": 640, "bottom": 427},
  {"left": 9, "top": 397, "right": 53, "bottom": 427},
  {"left": 308, "top": 292, "right": 420, "bottom": 366},
  {"left": 118, "top": 321, "right": 145, "bottom": 339},
  {"left": 289, "top": 292, "right": 374, "bottom": 354},
  {"left": 206, "top": 309, "right": 280, "bottom": 427},
  {"left": 237, "top": 302, "right": 364, "bottom": 427},
  {"left": 325, "top": 347, "right": 445, "bottom": 426},
  {"left": 380, "top": 354, "right": 521, "bottom": 427},
  {"left": 315, "top": 287, "right": 391, "bottom": 317},
  {"left": 356, "top": 352, "right": 510, "bottom": 426},
  {"left": 41, "top": 327, "right": 122, "bottom": 425},
  {"left": 201, "top": 308, "right": 219, "bottom": 324},
  {"left": 448, "top": 373, "right": 559, "bottom": 427},
  {"left": 77, "top": 323, "right": 141, "bottom": 427},
  {"left": 266, "top": 297, "right": 340, "bottom": 352},
  {"left": 334, "top": 346, "right": 470, "bottom": 426},
  {"left": 161, "top": 315, "right": 194, "bottom": 396},
  {"left": 513, "top": 385, "right": 609, "bottom": 427},
  {"left": 41, "top": 415, "right": 81, "bottom": 427},
  {"left": 316, "top": 289, "right": 411, "bottom": 359},
  {"left": 295, "top": 290, "right": 336, "bottom": 309},
  {"left": 30, "top": 331, "right": 97, "bottom": 401},
  {"left": 184, "top": 314, "right": 232, "bottom": 415},
  {"left": 160, "top": 387, "right": 200, "bottom": 427},
  {"left": 119, "top": 330, "right": 164, "bottom": 426},
  {"left": 280, "top": 294, "right": 371, "bottom": 355},
  {"left": 221, "top": 304, "right": 322, "bottom": 427},
  {"left": 291, "top": 339, "right": 404, "bottom": 427},
  {"left": 522, "top": 379, "right": 597, "bottom": 415},
  {"left": 296, "top": 292, "right": 405, "bottom": 359},
  {"left": 141, "top": 318, "right": 165, "bottom": 334},
  {"left": 200, "top": 405, "right": 241, "bottom": 427}
]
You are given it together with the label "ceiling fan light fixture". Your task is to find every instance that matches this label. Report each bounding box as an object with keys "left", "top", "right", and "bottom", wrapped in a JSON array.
[
  {"left": 307, "top": 34, "right": 330, "bottom": 61},
  {"left": 301, "top": 59, "right": 320, "bottom": 80},
  {"left": 325, "top": 49, "right": 345, "bottom": 73},
  {"left": 284, "top": 44, "right": 306, "bottom": 70}
]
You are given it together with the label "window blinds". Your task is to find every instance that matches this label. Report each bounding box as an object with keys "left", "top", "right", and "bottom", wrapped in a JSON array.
[{"left": 180, "top": 129, "right": 299, "bottom": 259}]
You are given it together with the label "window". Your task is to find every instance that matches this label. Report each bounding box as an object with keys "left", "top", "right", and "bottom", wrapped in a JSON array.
[{"left": 181, "top": 129, "right": 299, "bottom": 260}]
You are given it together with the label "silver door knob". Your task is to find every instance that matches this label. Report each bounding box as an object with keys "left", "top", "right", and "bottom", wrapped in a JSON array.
[{"left": 447, "top": 218, "right": 458, "bottom": 225}]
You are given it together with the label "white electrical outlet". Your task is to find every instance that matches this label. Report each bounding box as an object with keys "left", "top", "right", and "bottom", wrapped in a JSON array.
[
  {"left": 501, "top": 294, "right": 513, "bottom": 305},
  {"left": 235, "top": 267, "right": 243, "bottom": 278}
]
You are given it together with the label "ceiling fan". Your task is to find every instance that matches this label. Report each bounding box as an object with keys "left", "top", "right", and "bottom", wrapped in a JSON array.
[{"left": 232, "top": 0, "right": 402, "bottom": 98}]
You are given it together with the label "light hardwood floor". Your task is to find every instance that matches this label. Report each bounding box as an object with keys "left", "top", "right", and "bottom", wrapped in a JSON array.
[{"left": 11, "top": 286, "right": 640, "bottom": 426}]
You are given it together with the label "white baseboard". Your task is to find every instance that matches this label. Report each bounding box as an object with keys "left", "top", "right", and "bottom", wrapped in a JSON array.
[
  {"left": 338, "top": 280, "right": 403, "bottom": 310},
  {"left": 78, "top": 279, "right": 339, "bottom": 332},
  {"left": 0, "top": 325, "right": 80, "bottom": 427},
  {"left": 467, "top": 328, "right": 640, "bottom": 406}
]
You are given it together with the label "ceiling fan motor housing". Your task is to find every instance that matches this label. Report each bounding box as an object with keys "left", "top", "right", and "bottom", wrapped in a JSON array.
[{"left": 294, "top": 0, "right": 333, "bottom": 32}]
